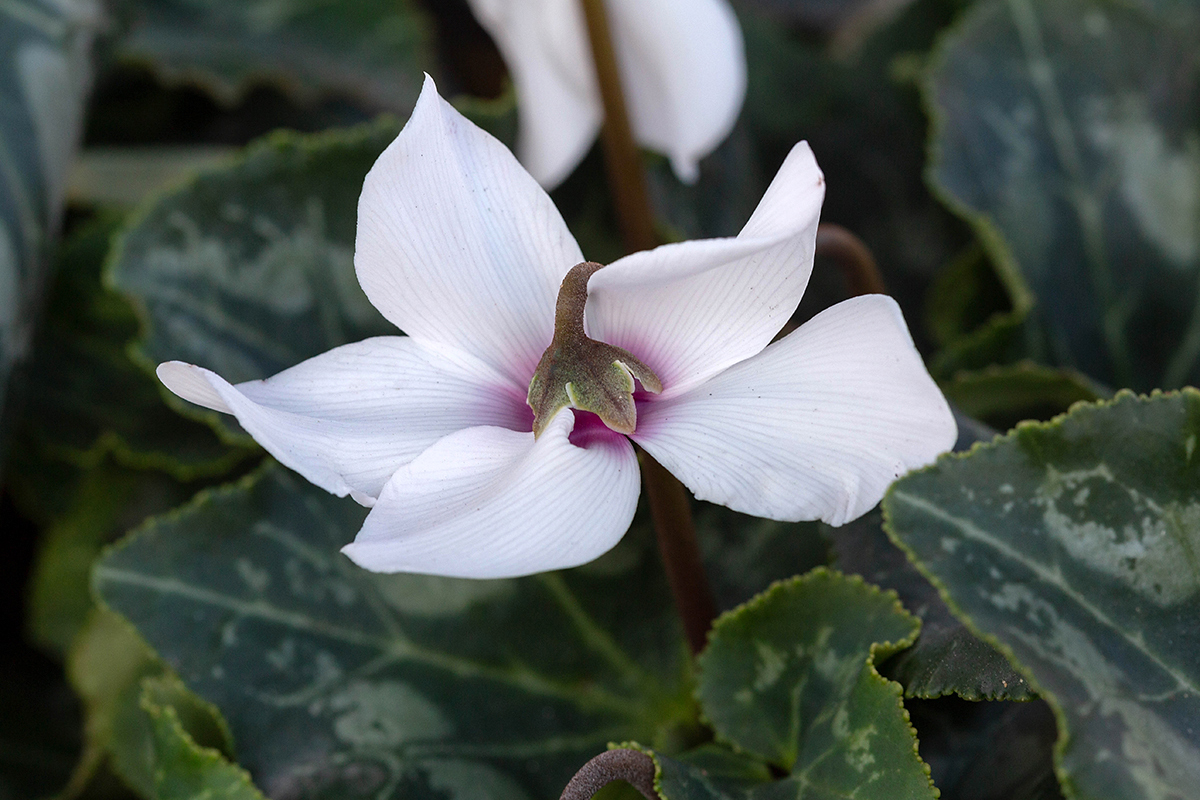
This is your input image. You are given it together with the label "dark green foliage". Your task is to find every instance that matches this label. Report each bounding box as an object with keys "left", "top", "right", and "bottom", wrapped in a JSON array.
[
  {"left": 886, "top": 390, "right": 1200, "bottom": 800},
  {"left": 926, "top": 0, "right": 1200, "bottom": 391}
]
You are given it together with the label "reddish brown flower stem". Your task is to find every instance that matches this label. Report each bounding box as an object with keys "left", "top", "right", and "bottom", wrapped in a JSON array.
[
  {"left": 579, "top": 0, "right": 658, "bottom": 254},
  {"left": 580, "top": 0, "right": 716, "bottom": 656},
  {"left": 816, "top": 223, "right": 888, "bottom": 296},
  {"left": 639, "top": 451, "right": 717, "bottom": 655}
]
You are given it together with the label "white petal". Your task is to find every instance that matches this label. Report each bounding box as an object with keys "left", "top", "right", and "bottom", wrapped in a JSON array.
[
  {"left": 466, "top": 0, "right": 601, "bottom": 189},
  {"left": 608, "top": 0, "right": 746, "bottom": 183},
  {"left": 342, "top": 410, "right": 640, "bottom": 578},
  {"left": 467, "top": 0, "right": 744, "bottom": 188},
  {"left": 156, "top": 337, "right": 530, "bottom": 502},
  {"left": 587, "top": 143, "right": 824, "bottom": 397},
  {"left": 157, "top": 360, "right": 232, "bottom": 413},
  {"left": 632, "top": 295, "right": 957, "bottom": 526},
  {"left": 355, "top": 75, "right": 584, "bottom": 388}
]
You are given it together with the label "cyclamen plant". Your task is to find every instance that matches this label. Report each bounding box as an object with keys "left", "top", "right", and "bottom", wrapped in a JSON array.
[
  {"left": 9, "top": 2, "right": 1198, "bottom": 800},
  {"left": 157, "top": 76, "right": 956, "bottom": 579}
]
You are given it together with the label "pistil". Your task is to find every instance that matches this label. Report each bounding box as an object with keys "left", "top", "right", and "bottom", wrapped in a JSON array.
[{"left": 527, "top": 262, "right": 662, "bottom": 437}]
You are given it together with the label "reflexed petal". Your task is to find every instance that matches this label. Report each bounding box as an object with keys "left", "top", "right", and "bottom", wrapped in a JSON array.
[
  {"left": 342, "top": 410, "right": 640, "bottom": 578},
  {"left": 355, "top": 75, "right": 584, "bottom": 387},
  {"left": 587, "top": 143, "right": 824, "bottom": 397},
  {"left": 466, "top": 0, "right": 601, "bottom": 189},
  {"left": 157, "top": 360, "right": 231, "bottom": 413},
  {"left": 608, "top": 0, "right": 746, "bottom": 183},
  {"left": 632, "top": 295, "right": 957, "bottom": 526},
  {"left": 156, "top": 337, "right": 531, "bottom": 502}
]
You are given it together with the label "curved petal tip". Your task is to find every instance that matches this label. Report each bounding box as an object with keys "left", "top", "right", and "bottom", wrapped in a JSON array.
[{"left": 156, "top": 361, "right": 231, "bottom": 414}]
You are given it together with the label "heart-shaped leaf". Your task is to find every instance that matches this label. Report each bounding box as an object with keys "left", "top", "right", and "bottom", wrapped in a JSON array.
[
  {"left": 95, "top": 463, "right": 696, "bottom": 800},
  {"left": 696, "top": 570, "right": 935, "bottom": 799}
]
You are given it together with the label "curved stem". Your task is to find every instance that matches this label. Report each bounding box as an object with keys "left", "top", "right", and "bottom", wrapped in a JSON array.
[
  {"left": 560, "top": 749, "right": 659, "bottom": 800},
  {"left": 816, "top": 223, "right": 887, "bottom": 296},
  {"left": 579, "top": 0, "right": 658, "bottom": 253},
  {"left": 555, "top": 261, "right": 606, "bottom": 338}
]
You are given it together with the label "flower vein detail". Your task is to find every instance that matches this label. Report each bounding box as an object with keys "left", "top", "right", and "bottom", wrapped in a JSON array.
[{"left": 156, "top": 76, "right": 957, "bottom": 579}]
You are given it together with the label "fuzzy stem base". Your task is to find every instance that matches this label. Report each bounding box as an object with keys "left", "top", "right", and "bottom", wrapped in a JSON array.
[{"left": 559, "top": 749, "right": 658, "bottom": 800}]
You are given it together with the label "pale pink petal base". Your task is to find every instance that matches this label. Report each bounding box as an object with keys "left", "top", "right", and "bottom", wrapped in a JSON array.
[
  {"left": 588, "top": 142, "right": 825, "bottom": 397},
  {"left": 343, "top": 410, "right": 641, "bottom": 578},
  {"left": 157, "top": 337, "right": 530, "bottom": 503},
  {"left": 632, "top": 295, "right": 957, "bottom": 526}
]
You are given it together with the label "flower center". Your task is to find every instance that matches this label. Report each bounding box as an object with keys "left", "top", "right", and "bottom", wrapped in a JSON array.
[{"left": 527, "top": 261, "right": 662, "bottom": 437}]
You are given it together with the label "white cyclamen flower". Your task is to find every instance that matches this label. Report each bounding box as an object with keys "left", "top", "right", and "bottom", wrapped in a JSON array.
[
  {"left": 157, "top": 76, "right": 956, "bottom": 579},
  {"left": 464, "top": 0, "right": 746, "bottom": 188}
]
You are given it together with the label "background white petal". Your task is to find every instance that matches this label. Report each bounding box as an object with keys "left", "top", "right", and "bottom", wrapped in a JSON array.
[
  {"left": 466, "top": 0, "right": 601, "bottom": 189},
  {"left": 587, "top": 143, "right": 824, "bottom": 397},
  {"left": 355, "top": 75, "right": 585, "bottom": 388},
  {"left": 632, "top": 295, "right": 957, "bottom": 526},
  {"left": 342, "top": 410, "right": 640, "bottom": 578},
  {"left": 467, "top": 0, "right": 744, "bottom": 188},
  {"left": 157, "top": 337, "right": 531, "bottom": 503},
  {"left": 608, "top": 0, "right": 746, "bottom": 183}
]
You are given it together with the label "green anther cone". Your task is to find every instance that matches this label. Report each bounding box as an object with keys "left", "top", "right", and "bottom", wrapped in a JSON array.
[{"left": 528, "top": 262, "right": 662, "bottom": 437}]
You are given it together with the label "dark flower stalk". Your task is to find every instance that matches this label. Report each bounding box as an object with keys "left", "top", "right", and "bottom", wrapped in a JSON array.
[{"left": 579, "top": 0, "right": 718, "bottom": 656}]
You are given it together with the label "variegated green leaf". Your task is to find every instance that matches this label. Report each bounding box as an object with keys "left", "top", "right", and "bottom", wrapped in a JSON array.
[
  {"left": 696, "top": 570, "right": 935, "bottom": 800},
  {"left": 94, "top": 463, "right": 696, "bottom": 800},
  {"left": 0, "top": 0, "right": 100, "bottom": 443},
  {"left": 885, "top": 389, "right": 1200, "bottom": 800},
  {"left": 108, "top": 121, "right": 400, "bottom": 443}
]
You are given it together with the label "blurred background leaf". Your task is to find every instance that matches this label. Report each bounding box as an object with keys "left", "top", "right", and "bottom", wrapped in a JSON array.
[
  {"left": 0, "top": 0, "right": 101, "bottom": 453},
  {"left": 19, "top": 211, "right": 250, "bottom": 478},
  {"left": 66, "top": 609, "right": 252, "bottom": 800},
  {"left": 738, "top": 0, "right": 975, "bottom": 340},
  {"left": 113, "top": 0, "right": 434, "bottom": 112},
  {"left": 926, "top": 0, "right": 1200, "bottom": 391},
  {"left": 27, "top": 459, "right": 205, "bottom": 657},
  {"left": 939, "top": 361, "right": 1110, "bottom": 432}
]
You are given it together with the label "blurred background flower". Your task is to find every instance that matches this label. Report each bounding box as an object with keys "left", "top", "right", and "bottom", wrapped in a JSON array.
[{"left": 465, "top": 0, "right": 746, "bottom": 188}]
